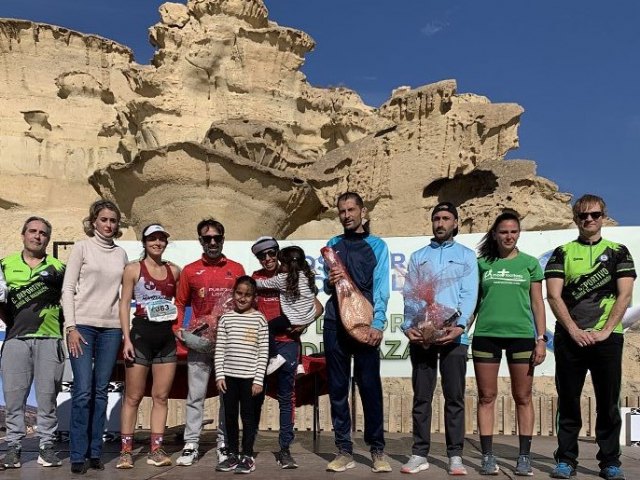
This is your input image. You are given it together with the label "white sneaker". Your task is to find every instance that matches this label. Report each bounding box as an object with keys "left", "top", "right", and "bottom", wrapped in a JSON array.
[
  {"left": 296, "top": 363, "right": 306, "bottom": 376},
  {"left": 448, "top": 455, "right": 467, "bottom": 475},
  {"left": 176, "top": 443, "right": 199, "bottom": 466},
  {"left": 401, "top": 455, "right": 429, "bottom": 473},
  {"left": 267, "top": 354, "right": 286, "bottom": 375}
]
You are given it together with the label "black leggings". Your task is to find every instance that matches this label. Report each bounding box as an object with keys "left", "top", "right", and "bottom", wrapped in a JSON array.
[{"left": 222, "top": 377, "right": 257, "bottom": 456}]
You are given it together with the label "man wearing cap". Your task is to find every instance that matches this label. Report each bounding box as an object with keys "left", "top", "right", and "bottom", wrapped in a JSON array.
[
  {"left": 174, "top": 219, "right": 245, "bottom": 466},
  {"left": 545, "top": 194, "right": 635, "bottom": 480},
  {"left": 400, "top": 202, "right": 478, "bottom": 475},
  {"left": 250, "top": 236, "right": 301, "bottom": 469}
]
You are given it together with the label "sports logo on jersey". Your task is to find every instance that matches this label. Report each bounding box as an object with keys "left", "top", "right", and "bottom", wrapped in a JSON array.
[
  {"left": 144, "top": 281, "right": 156, "bottom": 291},
  {"left": 599, "top": 254, "right": 608, "bottom": 262},
  {"left": 226, "top": 271, "right": 234, "bottom": 278}
]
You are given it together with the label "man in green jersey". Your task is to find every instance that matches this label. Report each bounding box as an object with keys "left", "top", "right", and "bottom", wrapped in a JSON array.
[
  {"left": 545, "top": 194, "right": 636, "bottom": 480},
  {"left": 0, "top": 217, "right": 66, "bottom": 469}
]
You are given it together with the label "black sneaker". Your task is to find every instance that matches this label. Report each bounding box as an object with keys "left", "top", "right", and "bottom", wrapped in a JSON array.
[
  {"left": 37, "top": 445, "right": 62, "bottom": 467},
  {"left": 2, "top": 446, "right": 21, "bottom": 468},
  {"left": 71, "top": 462, "right": 88, "bottom": 474},
  {"left": 277, "top": 449, "right": 298, "bottom": 469},
  {"left": 216, "top": 453, "right": 239, "bottom": 472},
  {"left": 235, "top": 455, "right": 256, "bottom": 474},
  {"left": 88, "top": 458, "right": 105, "bottom": 470}
]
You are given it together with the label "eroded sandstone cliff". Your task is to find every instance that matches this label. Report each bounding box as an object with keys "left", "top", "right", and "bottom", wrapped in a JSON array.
[{"left": 0, "top": 0, "right": 574, "bottom": 254}]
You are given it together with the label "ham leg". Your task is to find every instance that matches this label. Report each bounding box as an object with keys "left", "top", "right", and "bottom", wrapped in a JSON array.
[{"left": 321, "top": 246, "right": 373, "bottom": 343}]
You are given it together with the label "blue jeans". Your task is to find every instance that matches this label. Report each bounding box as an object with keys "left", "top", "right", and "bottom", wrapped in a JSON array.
[
  {"left": 69, "top": 326, "right": 121, "bottom": 463},
  {"left": 274, "top": 341, "right": 298, "bottom": 449},
  {"left": 252, "top": 341, "right": 298, "bottom": 449}
]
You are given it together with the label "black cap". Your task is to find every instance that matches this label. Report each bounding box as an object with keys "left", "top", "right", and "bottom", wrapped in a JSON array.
[{"left": 431, "top": 202, "right": 458, "bottom": 220}]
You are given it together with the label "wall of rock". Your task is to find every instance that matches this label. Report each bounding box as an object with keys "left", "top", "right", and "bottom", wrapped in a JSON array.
[{"left": 0, "top": 0, "right": 574, "bottom": 256}]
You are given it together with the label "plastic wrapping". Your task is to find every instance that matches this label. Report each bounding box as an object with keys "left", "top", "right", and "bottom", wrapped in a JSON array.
[
  {"left": 404, "top": 264, "right": 461, "bottom": 346},
  {"left": 182, "top": 289, "right": 235, "bottom": 353},
  {"left": 321, "top": 246, "right": 373, "bottom": 343}
]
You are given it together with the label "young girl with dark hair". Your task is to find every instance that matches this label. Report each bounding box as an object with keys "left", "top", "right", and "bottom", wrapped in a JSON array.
[
  {"left": 255, "top": 246, "right": 323, "bottom": 374},
  {"left": 215, "top": 276, "right": 268, "bottom": 474}
]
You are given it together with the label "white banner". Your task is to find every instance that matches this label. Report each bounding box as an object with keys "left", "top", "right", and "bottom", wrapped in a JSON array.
[{"left": 117, "top": 226, "right": 640, "bottom": 378}]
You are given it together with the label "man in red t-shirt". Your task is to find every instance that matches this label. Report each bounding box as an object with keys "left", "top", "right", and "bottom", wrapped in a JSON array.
[
  {"left": 175, "top": 219, "right": 245, "bottom": 467},
  {"left": 250, "top": 236, "right": 300, "bottom": 469}
]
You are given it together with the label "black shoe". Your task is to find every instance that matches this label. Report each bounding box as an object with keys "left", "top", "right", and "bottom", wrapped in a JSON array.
[
  {"left": 235, "top": 455, "right": 256, "bottom": 474},
  {"left": 71, "top": 462, "right": 87, "bottom": 474},
  {"left": 216, "top": 453, "right": 239, "bottom": 472},
  {"left": 277, "top": 449, "right": 298, "bottom": 469},
  {"left": 89, "top": 458, "right": 105, "bottom": 470}
]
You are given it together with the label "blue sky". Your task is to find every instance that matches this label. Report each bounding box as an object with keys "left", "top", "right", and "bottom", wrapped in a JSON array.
[{"left": 2, "top": 0, "right": 638, "bottom": 225}]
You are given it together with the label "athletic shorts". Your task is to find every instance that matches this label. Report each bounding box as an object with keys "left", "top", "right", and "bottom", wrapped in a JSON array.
[
  {"left": 471, "top": 336, "right": 535, "bottom": 364},
  {"left": 129, "top": 317, "right": 177, "bottom": 366}
]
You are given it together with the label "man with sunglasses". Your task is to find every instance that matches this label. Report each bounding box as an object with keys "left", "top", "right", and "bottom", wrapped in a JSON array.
[
  {"left": 545, "top": 194, "right": 635, "bottom": 480},
  {"left": 175, "top": 218, "right": 245, "bottom": 467},
  {"left": 250, "top": 236, "right": 301, "bottom": 469}
]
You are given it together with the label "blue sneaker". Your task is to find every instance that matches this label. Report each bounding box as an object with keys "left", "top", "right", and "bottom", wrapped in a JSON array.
[
  {"left": 599, "top": 465, "right": 625, "bottom": 480},
  {"left": 479, "top": 453, "right": 499, "bottom": 475},
  {"left": 550, "top": 462, "right": 576, "bottom": 479}
]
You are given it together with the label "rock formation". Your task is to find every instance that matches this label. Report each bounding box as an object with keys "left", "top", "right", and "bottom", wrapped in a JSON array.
[{"left": 0, "top": 0, "right": 574, "bottom": 254}]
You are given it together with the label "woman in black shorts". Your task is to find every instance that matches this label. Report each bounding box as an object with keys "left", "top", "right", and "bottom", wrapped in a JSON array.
[
  {"left": 117, "top": 224, "right": 181, "bottom": 469},
  {"left": 473, "top": 211, "right": 546, "bottom": 476}
]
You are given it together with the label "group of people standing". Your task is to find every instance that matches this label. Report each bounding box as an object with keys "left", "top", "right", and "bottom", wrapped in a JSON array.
[
  {"left": 0, "top": 192, "right": 634, "bottom": 480},
  {"left": 397, "top": 195, "right": 632, "bottom": 480}
]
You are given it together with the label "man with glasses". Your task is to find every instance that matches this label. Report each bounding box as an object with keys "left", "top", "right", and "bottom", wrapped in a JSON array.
[
  {"left": 175, "top": 219, "right": 245, "bottom": 467},
  {"left": 0, "top": 217, "right": 66, "bottom": 468},
  {"left": 545, "top": 194, "right": 635, "bottom": 480},
  {"left": 250, "top": 236, "right": 302, "bottom": 469}
]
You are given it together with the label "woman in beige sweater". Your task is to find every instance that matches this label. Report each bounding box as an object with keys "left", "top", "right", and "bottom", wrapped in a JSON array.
[{"left": 61, "top": 200, "right": 128, "bottom": 474}]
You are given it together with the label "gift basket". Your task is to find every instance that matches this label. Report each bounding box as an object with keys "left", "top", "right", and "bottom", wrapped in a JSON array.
[{"left": 403, "top": 264, "right": 461, "bottom": 346}]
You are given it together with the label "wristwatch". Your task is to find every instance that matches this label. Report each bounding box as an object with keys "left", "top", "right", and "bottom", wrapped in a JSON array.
[{"left": 536, "top": 334, "right": 548, "bottom": 342}]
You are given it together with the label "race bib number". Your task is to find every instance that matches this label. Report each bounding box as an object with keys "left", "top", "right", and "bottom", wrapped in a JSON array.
[{"left": 145, "top": 299, "right": 177, "bottom": 322}]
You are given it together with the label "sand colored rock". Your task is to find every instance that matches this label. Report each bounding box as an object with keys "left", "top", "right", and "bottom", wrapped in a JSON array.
[{"left": 0, "top": 0, "right": 575, "bottom": 255}]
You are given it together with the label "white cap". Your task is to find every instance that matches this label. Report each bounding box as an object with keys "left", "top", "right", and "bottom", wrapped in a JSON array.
[
  {"left": 142, "top": 224, "right": 170, "bottom": 238},
  {"left": 251, "top": 236, "right": 279, "bottom": 256}
]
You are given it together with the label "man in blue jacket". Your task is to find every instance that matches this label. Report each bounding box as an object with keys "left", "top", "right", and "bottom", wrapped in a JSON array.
[
  {"left": 323, "top": 192, "right": 391, "bottom": 473},
  {"left": 401, "top": 202, "right": 478, "bottom": 475}
]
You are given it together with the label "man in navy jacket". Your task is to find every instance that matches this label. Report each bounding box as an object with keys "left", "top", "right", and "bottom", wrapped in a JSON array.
[{"left": 323, "top": 192, "right": 391, "bottom": 473}]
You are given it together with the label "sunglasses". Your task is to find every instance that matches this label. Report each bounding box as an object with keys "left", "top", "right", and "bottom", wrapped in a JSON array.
[
  {"left": 577, "top": 211, "right": 603, "bottom": 221},
  {"left": 256, "top": 249, "right": 278, "bottom": 261},
  {"left": 200, "top": 234, "right": 224, "bottom": 244}
]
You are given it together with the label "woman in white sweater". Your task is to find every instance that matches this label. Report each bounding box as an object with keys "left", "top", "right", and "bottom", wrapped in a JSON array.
[{"left": 61, "top": 200, "right": 128, "bottom": 474}]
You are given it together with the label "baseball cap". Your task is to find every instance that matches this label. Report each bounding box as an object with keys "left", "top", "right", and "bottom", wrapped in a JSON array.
[
  {"left": 431, "top": 202, "right": 458, "bottom": 220},
  {"left": 142, "top": 224, "right": 170, "bottom": 238},
  {"left": 251, "top": 236, "right": 279, "bottom": 256},
  {"left": 431, "top": 202, "right": 459, "bottom": 237}
]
